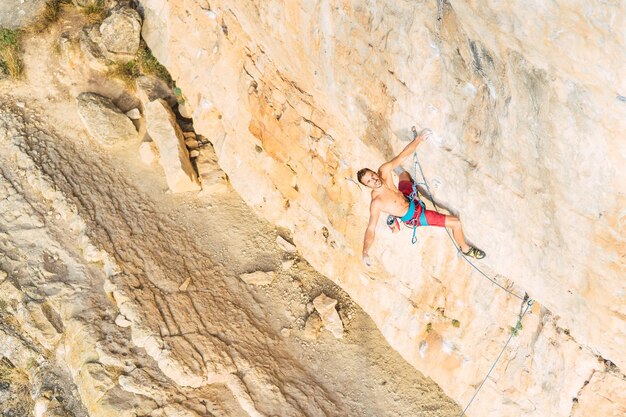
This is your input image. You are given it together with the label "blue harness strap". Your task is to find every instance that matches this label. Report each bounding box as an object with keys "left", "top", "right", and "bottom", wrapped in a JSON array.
[
  {"left": 399, "top": 199, "right": 415, "bottom": 222},
  {"left": 416, "top": 199, "right": 429, "bottom": 226},
  {"left": 400, "top": 197, "right": 429, "bottom": 226},
  {"left": 408, "top": 177, "right": 429, "bottom": 244}
]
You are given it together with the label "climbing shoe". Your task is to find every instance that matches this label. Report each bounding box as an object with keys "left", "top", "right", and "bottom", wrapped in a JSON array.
[{"left": 463, "top": 246, "right": 486, "bottom": 259}]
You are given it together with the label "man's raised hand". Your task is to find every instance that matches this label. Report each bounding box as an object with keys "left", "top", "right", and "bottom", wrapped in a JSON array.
[{"left": 418, "top": 128, "right": 432, "bottom": 141}]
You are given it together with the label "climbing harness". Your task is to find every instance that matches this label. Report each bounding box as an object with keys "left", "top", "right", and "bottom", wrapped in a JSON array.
[{"left": 459, "top": 296, "right": 534, "bottom": 417}]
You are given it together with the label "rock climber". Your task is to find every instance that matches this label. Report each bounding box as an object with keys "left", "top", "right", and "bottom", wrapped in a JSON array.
[{"left": 358, "top": 128, "right": 485, "bottom": 267}]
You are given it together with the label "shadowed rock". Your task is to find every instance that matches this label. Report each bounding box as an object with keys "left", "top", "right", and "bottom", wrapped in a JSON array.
[
  {"left": 76, "top": 93, "right": 137, "bottom": 147},
  {"left": 197, "top": 142, "right": 228, "bottom": 194},
  {"left": 144, "top": 99, "right": 200, "bottom": 192}
]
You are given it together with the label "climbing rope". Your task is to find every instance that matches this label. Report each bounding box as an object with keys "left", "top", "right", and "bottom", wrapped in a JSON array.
[
  {"left": 406, "top": 127, "right": 536, "bottom": 414},
  {"left": 459, "top": 296, "right": 534, "bottom": 417},
  {"left": 408, "top": 127, "right": 525, "bottom": 301}
]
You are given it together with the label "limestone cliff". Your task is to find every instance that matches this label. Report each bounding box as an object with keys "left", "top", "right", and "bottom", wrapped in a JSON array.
[{"left": 138, "top": 0, "right": 626, "bottom": 415}]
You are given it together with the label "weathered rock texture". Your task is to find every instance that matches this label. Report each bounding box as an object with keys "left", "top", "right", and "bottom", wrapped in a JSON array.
[
  {"left": 313, "top": 293, "right": 344, "bottom": 339},
  {"left": 0, "top": 101, "right": 460, "bottom": 417},
  {"left": 76, "top": 92, "right": 137, "bottom": 146},
  {"left": 196, "top": 142, "right": 229, "bottom": 194},
  {"left": 79, "top": 6, "right": 142, "bottom": 69},
  {"left": 99, "top": 7, "right": 142, "bottom": 58},
  {"left": 144, "top": 99, "right": 201, "bottom": 192},
  {"left": 0, "top": 0, "right": 46, "bottom": 29},
  {"left": 139, "top": 0, "right": 626, "bottom": 415}
]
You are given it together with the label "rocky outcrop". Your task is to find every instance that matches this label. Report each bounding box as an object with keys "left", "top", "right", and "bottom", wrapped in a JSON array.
[
  {"left": 0, "top": 0, "right": 46, "bottom": 29},
  {"left": 144, "top": 99, "right": 200, "bottom": 192},
  {"left": 135, "top": 75, "right": 175, "bottom": 106},
  {"left": 76, "top": 92, "right": 137, "bottom": 146},
  {"left": 99, "top": 7, "right": 142, "bottom": 59},
  {"left": 239, "top": 270, "right": 275, "bottom": 286},
  {"left": 313, "top": 293, "right": 344, "bottom": 339},
  {"left": 571, "top": 370, "right": 626, "bottom": 417},
  {"left": 1, "top": 101, "right": 460, "bottom": 417},
  {"left": 79, "top": 5, "right": 142, "bottom": 69},
  {"left": 138, "top": 140, "right": 158, "bottom": 164},
  {"left": 79, "top": 25, "right": 110, "bottom": 72},
  {"left": 196, "top": 141, "right": 229, "bottom": 194},
  {"left": 138, "top": 0, "right": 626, "bottom": 415}
]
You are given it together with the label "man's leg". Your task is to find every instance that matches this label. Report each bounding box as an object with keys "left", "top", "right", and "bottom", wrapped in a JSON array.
[
  {"left": 444, "top": 215, "right": 486, "bottom": 258},
  {"left": 444, "top": 215, "right": 470, "bottom": 253}
]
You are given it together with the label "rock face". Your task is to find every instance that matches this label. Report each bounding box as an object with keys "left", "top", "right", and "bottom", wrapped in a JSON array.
[
  {"left": 313, "top": 293, "right": 344, "bottom": 339},
  {"left": 135, "top": 75, "right": 176, "bottom": 106},
  {"left": 0, "top": 0, "right": 46, "bottom": 29},
  {"left": 79, "top": 26, "right": 110, "bottom": 72},
  {"left": 76, "top": 93, "right": 137, "bottom": 146},
  {"left": 196, "top": 142, "right": 228, "bottom": 194},
  {"left": 99, "top": 7, "right": 142, "bottom": 59},
  {"left": 571, "top": 371, "right": 626, "bottom": 417},
  {"left": 138, "top": 141, "right": 158, "bottom": 165},
  {"left": 1, "top": 104, "right": 462, "bottom": 417},
  {"left": 79, "top": 6, "right": 142, "bottom": 69},
  {"left": 138, "top": 0, "right": 626, "bottom": 415},
  {"left": 239, "top": 271, "right": 275, "bottom": 286},
  {"left": 144, "top": 99, "right": 200, "bottom": 192}
]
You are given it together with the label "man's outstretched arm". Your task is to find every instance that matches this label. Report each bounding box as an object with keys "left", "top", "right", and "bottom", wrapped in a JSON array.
[
  {"left": 362, "top": 200, "right": 382, "bottom": 265},
  {"left": 379, "top": 128, "right": 431, "bottom": 175}
]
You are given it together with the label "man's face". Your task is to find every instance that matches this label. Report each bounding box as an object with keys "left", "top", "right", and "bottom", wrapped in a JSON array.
[{"left": 361, "top": 170, "right": 382, "bottom": 188}]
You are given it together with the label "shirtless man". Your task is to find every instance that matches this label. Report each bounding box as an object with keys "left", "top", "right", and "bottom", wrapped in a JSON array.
[{"left": 358, "top": 129, "right": 485, "bottom": 266}]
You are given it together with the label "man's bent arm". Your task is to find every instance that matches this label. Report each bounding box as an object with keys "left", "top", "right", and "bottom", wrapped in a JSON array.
[
  {"left": 379, "top": 129, "right": 430, "bottom": 175},
  {"left": 363, "top": 200, "right": 382, "bottom": 257}
]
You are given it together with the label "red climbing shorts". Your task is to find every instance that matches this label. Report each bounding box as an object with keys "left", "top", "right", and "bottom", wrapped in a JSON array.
[{"left": 398, "top": 180, "right": 447, "bottom": 227}]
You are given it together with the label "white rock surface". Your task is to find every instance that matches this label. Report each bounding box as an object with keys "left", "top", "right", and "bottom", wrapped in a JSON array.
[
  {"left": 79, "top": 26, "right": 109, "bottom": 72},
  {"left": 138, "top": 1, "right": 626, "bottom": 414},
  {"left": 281, "top": 259, "right": 295, "bottom": 270},
  {"left": 139, "top": 141, "right": 158, "bottom": 165},
  {"left": 313, "top": 293, "right": 343, "bottom": 339},
  {"left": 239, "top": 271, "right": 275, "bottom": 286},
  {"left": 303, "top": 312, "right": 322, "bottom": 341},
  {"left": 571, "top": 371, "right": 626, "bottom": 417},
  {"left": 0, "top": 91, "right": 462, "bottom": 417},
  {"left": 0, "top": 0, "right": 46, "bottom": 29},
  {"left": 196, "top": 143, "right": 228, "bottom": 194},
  {"left": 178, "top": 100, "right": 193, "bottom": 118},
  {"left": 125, "top": 108, "right": 141, "bottom": 120},
  {"left": 99, "top": 7, "right": 142, "bottom": 60},
  {"left": 276, "top": 236, "right": 296, "bottom": 253},
  {"left": 144, "top": 99, "right": 200, "bottom": 192},
  {"left": 76, "top": 93, "right": 137, "bottom": 146},
  {"left": 114, "top": 315, "right": 132, "bottom": 328}
]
